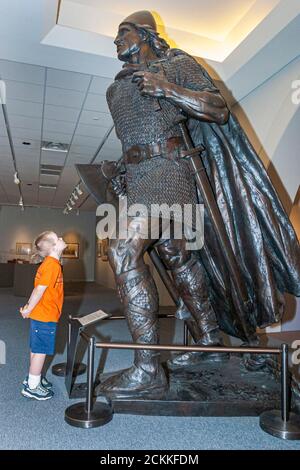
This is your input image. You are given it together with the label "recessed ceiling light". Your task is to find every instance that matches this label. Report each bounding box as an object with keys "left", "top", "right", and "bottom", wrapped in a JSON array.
[
  {"left": 39, "top": 183, "right": 57, "bottom": 189},
  {"left": 76, "top": 185, "right": 83, "bottom": 196},
  {"left": 22, "top": 142, "right": 31, "bottom": 146}
]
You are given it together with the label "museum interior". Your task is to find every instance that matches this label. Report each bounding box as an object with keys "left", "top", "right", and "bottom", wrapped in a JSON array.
[{"left": 0, "top": 0, "right": 299, "bottom": 453}]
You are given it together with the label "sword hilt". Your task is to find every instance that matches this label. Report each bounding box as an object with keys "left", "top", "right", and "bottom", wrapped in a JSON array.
[
  {"left": 181, "top": 146, "right": 205, "bottom": 159},
  {"left": 174, "top": 113, "right": 205, "bottom": 156},
  {"left": 174, "top": 113, "right": 187, "bottom": 125}
]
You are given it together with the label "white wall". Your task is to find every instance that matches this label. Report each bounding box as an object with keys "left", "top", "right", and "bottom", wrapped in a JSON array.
[
  {"left": 0, "top": 206, "right": 96, "bottom": 282},
  {"left": 232, "top": 55, "right": 300, "bottom": 209}
]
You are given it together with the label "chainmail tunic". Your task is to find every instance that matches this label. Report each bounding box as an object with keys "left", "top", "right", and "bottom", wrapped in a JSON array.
[{"left": 106, "top": 54, "right": 213, "bottom": 226}]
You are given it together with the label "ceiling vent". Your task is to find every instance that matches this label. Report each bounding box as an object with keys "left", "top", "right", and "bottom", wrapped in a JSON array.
[
  {"left": 40, "top": 164, "right": 63, "bottom": 176},
  {"left": 41, "top": 141, "right": 69, "bottom": 153}
]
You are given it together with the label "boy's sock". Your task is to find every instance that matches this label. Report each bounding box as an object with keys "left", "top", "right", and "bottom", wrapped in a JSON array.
[{"left": 28, "top": 373, "right": 41, "bottom": 389}]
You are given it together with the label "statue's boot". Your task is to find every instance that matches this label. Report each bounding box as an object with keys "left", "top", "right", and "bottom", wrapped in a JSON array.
[
  {"left": 167, "top": 257, "right": 229, "bottom": 370},
  {"left": 168, "top": 329, "right": 229, "bottom": 370},
  {"left": 98, "top": 266, "right": 168, "bottom": 398},
  {"left": 243, "top": 354, "right": 269, "bottom": 371},
  {"left": 242, "top": 337, "right": 271, "bottom": 372}
]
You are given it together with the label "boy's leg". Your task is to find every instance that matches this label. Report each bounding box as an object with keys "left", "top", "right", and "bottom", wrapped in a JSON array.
[
  {"left": 30, "top": 353, "right": 46, "bottom": 375},
  {"left": 27, "top": 320, "right": 57, "bottom": 387},
  {"left": 28, "top": 353, "right": 46, "bottom": 389}
]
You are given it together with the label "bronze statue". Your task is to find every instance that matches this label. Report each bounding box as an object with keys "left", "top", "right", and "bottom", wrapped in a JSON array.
[{"left": 92, "top": 10, "right": 300, "bottom": 398}]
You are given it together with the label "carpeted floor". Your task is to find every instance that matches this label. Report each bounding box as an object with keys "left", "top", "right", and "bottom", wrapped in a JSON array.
[{"left": 0, "top": 283, "right": 300, "bottom": 450}]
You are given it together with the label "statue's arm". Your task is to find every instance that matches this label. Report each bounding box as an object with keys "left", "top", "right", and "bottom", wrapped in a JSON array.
[{"left": 163, "top": 83, "right": 228, "bottom": 124}]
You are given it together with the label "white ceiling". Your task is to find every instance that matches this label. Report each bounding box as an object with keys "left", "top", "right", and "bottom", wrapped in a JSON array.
[
  {"left": 0, "top": 0, "right": 299, "bottom": 211},
  {"left": 59, "top": 0, "right": 261, "bottom": 41},
  {"left": 104, "top": 0, "right": 257, "bottom": 40},
  {"left": 0, "top": 60, "right": 121, "bottom": 210},
  {"left": 53, "top": 0, "right": 281, "bottom": 61}
]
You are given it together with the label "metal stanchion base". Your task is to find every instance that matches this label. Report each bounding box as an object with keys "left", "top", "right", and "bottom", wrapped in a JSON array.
[
  {"left": 260, "top": 410, "right": 300, "bottom": 440},
  {"left": 65, "top": 402, "right": 113, "bottom": 428},
  {"left": 52, "top": 362, "right": 86, "bottom": 377}
]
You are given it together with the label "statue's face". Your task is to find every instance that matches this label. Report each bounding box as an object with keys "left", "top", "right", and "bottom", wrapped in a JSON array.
[{"left": 114, "top": 23, "right": 144, "bottom": 62}]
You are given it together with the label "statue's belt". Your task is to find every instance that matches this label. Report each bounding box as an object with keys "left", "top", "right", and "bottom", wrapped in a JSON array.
[{"left": 123, "top": 136, "right": 184, "bottom": 164}]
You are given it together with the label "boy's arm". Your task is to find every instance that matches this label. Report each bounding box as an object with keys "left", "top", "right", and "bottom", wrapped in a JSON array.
[{"left": 20, "top": 285, "right": 48, "bottom": 318}]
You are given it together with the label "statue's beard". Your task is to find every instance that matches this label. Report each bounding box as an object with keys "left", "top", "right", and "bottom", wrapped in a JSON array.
[{"left": 118, "top": 43, "right": 141, "bottom": 63}]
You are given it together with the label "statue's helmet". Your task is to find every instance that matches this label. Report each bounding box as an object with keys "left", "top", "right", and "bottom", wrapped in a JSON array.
[{"left": 120, "top": 10, "right": 157, "bottom": 32}]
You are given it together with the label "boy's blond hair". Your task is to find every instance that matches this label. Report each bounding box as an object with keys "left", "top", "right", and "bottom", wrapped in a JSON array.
[{"left": 34, "top": 231, "right": 56, "bottom": 258}]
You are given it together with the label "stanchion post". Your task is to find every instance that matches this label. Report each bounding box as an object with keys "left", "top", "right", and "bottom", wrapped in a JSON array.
[
  {"left": 85, "top": 336, "right": 95, "bottom": 415},
  {"left": 260, "top": 342, "right": 300, "bottom": 440},
  {"left": 65, "top": 314, "right": 72, "bottom": 362},
  {"left": 184, "top": 322, "right": 189, "bottom": 346},
  {"left": 64, "top": 333, "right": 113, "bottom": 428},
  {"left": 281, "top": 343, "right": 290, "bottom": 422}
]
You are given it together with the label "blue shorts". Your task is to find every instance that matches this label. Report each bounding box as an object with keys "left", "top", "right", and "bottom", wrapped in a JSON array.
[{"left": 30, "top": 320, "right": 57, "bottom": 355}]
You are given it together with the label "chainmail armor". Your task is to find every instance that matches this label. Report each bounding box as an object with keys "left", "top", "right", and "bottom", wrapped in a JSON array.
[{"left": 107, "top": 54, "right": 215, "bottom": 150}]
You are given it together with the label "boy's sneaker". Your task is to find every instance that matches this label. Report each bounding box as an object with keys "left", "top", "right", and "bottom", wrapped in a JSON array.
[
  {"left": 23, "top": 376, "right": 52, "bottom": 389},
  {"left": 21, "top": 383, "right": 54, "bottom": 401}
]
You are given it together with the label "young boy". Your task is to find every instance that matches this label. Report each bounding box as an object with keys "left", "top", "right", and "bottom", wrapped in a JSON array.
[{"left": 20, "top": 231, "right": 67, "bottom": 400}]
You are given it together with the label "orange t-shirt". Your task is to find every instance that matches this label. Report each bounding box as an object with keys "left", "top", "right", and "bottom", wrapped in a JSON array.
[{"left": 29, "top": 256, "right": 64, "bottom": 323}]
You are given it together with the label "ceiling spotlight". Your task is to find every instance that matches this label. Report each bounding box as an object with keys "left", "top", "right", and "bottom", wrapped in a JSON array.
[
  {"left": 67, "top": 203, "right": 72, "bottom": 211},
  {"left": 72, "top": 191, "right": 79, "bottom": 201},
  {"left": 70, "top": 197, "right": 75, "bottom": 206},
  {"left": 76, "top": 185, "right": 83, "bottom": 196},
  {"left": 14, "top": 172, "right": 21, "bottom": 185}
]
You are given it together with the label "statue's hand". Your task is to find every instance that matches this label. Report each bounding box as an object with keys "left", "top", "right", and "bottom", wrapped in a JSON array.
[
  {"left": 111, "top": 174, "right": 126, "bottom": 198},
  {"left": 132, "top": 71, "right": 167, "bottom": 98}
]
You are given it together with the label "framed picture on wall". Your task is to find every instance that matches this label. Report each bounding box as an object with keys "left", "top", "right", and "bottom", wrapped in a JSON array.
[
  {"left": 62, "top": 243, "right": 79, "bottom": 259},
  {"left": 16, "top": 243, "right": 32, "bottom": 256}
]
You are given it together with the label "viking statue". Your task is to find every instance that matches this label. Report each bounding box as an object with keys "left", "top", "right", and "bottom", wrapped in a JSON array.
[{"left": 87, "top": 11, "right": 300, "bottom": 398}]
